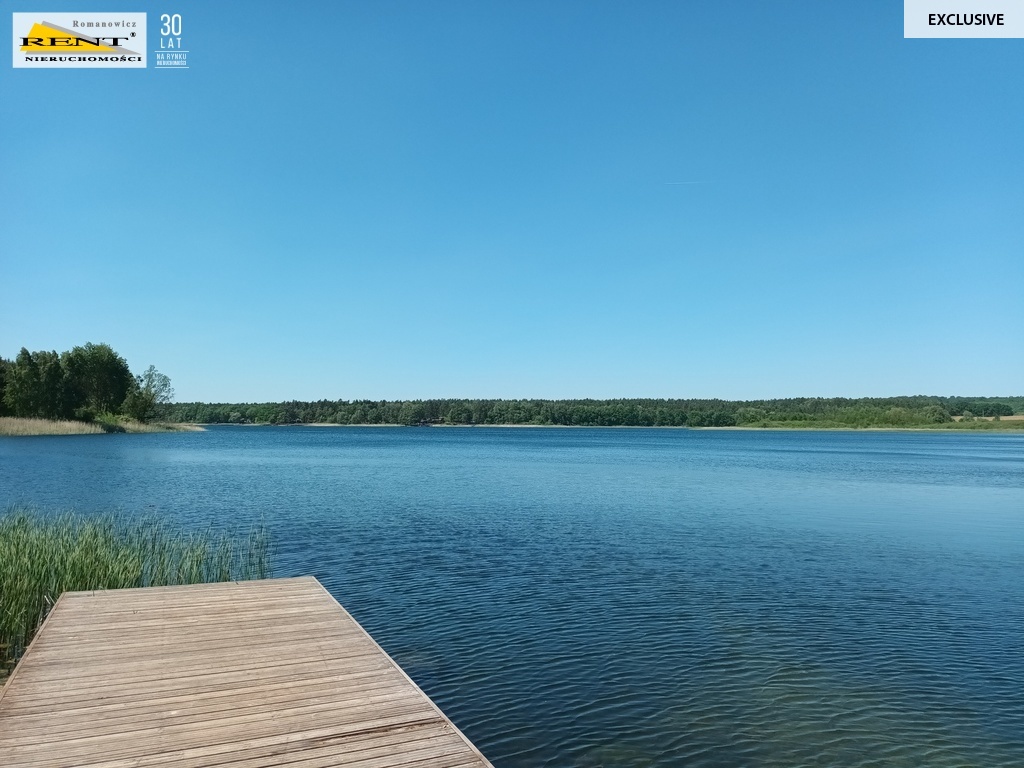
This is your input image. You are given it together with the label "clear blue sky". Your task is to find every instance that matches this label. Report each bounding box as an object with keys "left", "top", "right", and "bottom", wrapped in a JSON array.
[{"left": 2, "top": 1, "right": 1021, "bottom": 402}]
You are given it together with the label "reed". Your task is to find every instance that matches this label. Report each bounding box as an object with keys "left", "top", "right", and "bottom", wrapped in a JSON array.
[
  {"left": 0, "top": 417, "right": 206, "bottom": 436},
  {"left": 0, "top": 508, "right": 271, "bottom": 677},
  {"left": 0, "top": 417, "right": 106, "bottom": 436}
]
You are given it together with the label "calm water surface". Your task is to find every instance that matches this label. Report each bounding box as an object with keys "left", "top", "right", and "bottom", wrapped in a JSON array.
[{"left": 2, "top": 427, "right": 1023, "bottom": 767}]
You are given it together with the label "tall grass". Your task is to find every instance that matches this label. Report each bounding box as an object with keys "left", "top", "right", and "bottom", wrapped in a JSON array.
[
  {"left": 0, "top": 508, "right": 271, "bottom": 677},
  {"left": 0, "top": 417, "right": 205, "bottom": 436},
  {"left": 0, "top": 417, "right": 106, "bottom": 436}
]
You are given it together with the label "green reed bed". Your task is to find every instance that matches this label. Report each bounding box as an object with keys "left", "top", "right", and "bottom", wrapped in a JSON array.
[{"left": 0, "top": 508, "right": 271, "bottom": 677}]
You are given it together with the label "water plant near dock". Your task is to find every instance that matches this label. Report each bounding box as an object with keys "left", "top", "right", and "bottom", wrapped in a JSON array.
[{"left": 0, "top": 508, "right": 271, "bottom": 677}]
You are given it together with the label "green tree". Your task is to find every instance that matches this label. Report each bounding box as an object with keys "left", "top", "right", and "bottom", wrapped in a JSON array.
[
  {"left": 62, "top": 343, "right": 133, "bottom": 417},
  {"left": 33, "top": 350, "right": 72, "bottom": 420},
  {"left": 2, "top": 348, "right": 75, "bottom": 419},
  {"left": 4, "top": 349, "right": 41, "bottom": 417},
  {"left": 0, "top": 357, "right": 12, "bottom": 416},
  {"left": 921, "top": 405, "right": 952, "bottom": 424},
  {"left": 884, "top": 407, "right": 911, "bottom": 426},
  {"left": 123, "top": 366, "right": 174, "bottom": 422}
]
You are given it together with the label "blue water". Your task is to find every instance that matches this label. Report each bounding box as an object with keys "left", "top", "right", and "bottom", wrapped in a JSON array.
[{"left": 2, "top": 427, "right": 1023, "bottom": 766}]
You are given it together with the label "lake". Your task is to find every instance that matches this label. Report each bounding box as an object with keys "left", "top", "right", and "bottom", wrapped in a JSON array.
[{"left": 2, "top": 427, "right": 1023, "bottom": 767}]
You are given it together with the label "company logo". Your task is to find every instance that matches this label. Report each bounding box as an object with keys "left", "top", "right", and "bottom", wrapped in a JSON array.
[{"left": 12, "top": 13, "right": 146, "bottom": 68}]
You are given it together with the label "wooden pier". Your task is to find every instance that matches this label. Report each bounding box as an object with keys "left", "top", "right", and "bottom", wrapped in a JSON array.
[{"left": 0, "top": 577, "right": 494, "bottom": 767}]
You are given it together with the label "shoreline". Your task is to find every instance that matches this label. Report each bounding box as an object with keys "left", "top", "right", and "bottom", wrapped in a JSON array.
[
  {"left": 0, "top": 417, "right": 205, "bottom": 437},
  {"left": 219, "top": 422, "right": 1024, "bottom": 433},
  {"left": 6, "top": 419, "right": 1020, "bottom": 437}
]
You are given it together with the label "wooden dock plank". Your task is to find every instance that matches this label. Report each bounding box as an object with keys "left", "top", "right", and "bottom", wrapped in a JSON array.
[
  {"left": 0, "top": 668, "right": 403, "bottom": 722},
  {"left": 0, "top": 577, "right": 493, "bottom": 768},
  {"left": 1, "top": 679, "right": 417, "bottom": 741},
  {"left": 0, "top": 655, "right": 398, "bottom": 710}
]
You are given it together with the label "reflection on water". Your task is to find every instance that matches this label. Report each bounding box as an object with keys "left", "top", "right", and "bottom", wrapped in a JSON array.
[{"left": 2, "top": 428, "right": 1023, "bottom": 766}]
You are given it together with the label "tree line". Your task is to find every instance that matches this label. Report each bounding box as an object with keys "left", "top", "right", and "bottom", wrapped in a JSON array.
[
  {"left": 0, "top": 344, "right": 173, "bottom": 423},
  {"left": 5, "top": 345, "right": 1015, "bottom": 429},
  {"left": 164, "top": 395, "right": 1020, "bottom": 428}
]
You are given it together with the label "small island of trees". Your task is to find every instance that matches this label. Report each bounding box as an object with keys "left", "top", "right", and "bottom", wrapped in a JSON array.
[{"left": 0, "top": 343, "right": 174, "bottom": 432}]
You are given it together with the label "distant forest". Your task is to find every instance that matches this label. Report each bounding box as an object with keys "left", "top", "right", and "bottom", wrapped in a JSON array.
[
  {"left": 4, "top": 343, "right": 1020, "bottom": 430},
  {"left": 165, "top": 396, "right": 1023, "bottom": 429}
]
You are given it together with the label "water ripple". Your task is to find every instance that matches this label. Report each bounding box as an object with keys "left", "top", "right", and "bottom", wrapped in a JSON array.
[{"left": 3, "top": 427, "right": 1024, "bottom": 766}]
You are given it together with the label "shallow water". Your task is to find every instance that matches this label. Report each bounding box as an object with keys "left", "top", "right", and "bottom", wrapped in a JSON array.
[{"left": 2, "top": 427, "right": 1023, "bottom": 766}]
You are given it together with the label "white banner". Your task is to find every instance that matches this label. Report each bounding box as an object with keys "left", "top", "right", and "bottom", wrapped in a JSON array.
[{"left": 905, "top": 0, "right": 1024, "bottom": 37}]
